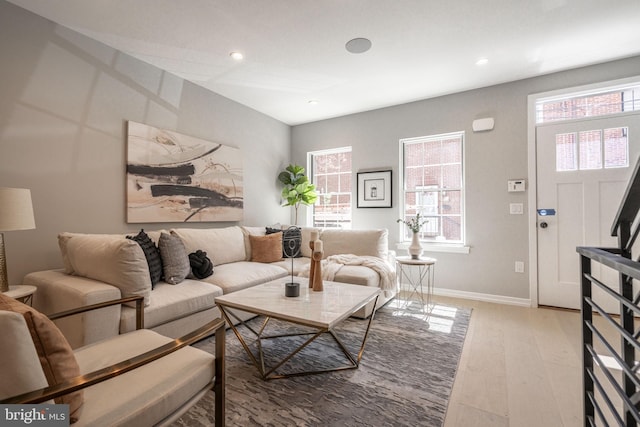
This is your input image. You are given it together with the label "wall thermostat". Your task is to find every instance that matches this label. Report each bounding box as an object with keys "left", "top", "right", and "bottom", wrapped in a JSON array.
[{"left": 508, "top": 179, "right": 526, "bottom": 192}]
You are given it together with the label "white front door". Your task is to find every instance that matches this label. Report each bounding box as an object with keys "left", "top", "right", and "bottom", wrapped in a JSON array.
[{"left": 537, "top": 113, "right": 640, "bottom": 310}]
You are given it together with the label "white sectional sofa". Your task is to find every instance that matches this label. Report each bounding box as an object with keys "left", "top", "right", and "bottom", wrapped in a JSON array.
[{"left": 24, "top": 226, "right": 396, "bottom": 348}]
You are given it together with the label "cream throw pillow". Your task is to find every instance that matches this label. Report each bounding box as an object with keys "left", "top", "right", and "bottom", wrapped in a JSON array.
[{"left": 65, "top": 235, "right": 152, "bottom": 306}]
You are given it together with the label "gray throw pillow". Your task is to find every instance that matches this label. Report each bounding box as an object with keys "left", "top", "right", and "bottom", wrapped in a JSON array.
[{"left": 158, "top": 232, "right": 190, "bottom": 284}]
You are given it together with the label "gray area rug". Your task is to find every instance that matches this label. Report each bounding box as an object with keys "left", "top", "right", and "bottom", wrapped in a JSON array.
[{"left": 173, "top": 299, "right": 471, "bottom": 427}]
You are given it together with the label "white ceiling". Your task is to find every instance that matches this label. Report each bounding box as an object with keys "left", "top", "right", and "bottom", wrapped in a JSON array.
[{"left": 8, "top": 0, "right": 640, "bottom": 125}]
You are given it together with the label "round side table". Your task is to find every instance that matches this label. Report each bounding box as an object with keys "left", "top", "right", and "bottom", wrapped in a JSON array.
[
  {"left": 395, "top": 256, "right": 436, "bottom": 313},
  {"left": 3, "top": 285, "right": 37, "bottom": 306}
]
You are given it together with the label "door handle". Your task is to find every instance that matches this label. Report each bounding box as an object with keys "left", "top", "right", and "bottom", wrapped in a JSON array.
[{"left": 539, "top": 221, "right": 548, "bottom": 229}]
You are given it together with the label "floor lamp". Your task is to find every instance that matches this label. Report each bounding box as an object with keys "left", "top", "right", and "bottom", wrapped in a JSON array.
[{"left": 0, "top": 188, "right": 36, "bottom": 293}]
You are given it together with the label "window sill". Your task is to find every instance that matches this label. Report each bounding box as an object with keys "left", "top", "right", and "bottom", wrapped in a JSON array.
[{"left": 396, "top": 242, "right": 470, "bottom": 254}]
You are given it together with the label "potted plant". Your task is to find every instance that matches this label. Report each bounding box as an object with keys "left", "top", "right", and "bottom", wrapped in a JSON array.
[
  {"left": 278, "top": 164, "right": 318, "bottom": 225},
  {"left": 397, "top": 213, "right": 429, "bottom": 259}
]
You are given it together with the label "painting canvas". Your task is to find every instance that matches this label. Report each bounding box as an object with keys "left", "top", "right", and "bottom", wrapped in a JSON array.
[{"left": 126, "top": 121, "right": 243, "bottom": 223}]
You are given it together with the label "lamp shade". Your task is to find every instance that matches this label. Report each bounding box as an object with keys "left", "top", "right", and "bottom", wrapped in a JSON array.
[{"left": 0, "top": 188, "right": 36, "bottom": 231}]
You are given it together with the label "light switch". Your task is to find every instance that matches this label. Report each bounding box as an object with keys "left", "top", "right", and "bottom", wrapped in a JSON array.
[{"left": 510, "top": 203, "right": 523, "bottom": 214}]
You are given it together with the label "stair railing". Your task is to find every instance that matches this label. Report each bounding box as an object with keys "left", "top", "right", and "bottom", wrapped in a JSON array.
[{"left": 578, "top": 156, "right": 640, "bottom": 427}]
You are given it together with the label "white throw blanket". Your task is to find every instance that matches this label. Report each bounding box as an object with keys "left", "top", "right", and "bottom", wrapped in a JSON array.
[{"left": 299, "top": 254, "right": 396, "bottom": 297}]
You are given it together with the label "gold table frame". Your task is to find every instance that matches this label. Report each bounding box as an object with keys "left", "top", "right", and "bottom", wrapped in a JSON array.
[{"left": 218, "top": 294, "right": 379, "bottom": 380}]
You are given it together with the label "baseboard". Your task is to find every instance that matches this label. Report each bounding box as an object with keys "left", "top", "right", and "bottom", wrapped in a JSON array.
[{"left": 432, "top": 287, "right": 532, "bottom": 307}]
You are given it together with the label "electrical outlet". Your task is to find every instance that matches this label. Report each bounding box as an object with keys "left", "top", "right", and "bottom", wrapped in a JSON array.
[{"left": 515, "top": 261, "right": 525, "bottom": 273}]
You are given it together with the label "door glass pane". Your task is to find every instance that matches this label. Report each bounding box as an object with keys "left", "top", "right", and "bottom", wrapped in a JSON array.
[
  {"left": 604, "top": 127, "right": 629, "bottom": 168},
  {"left": 579, "top": 130, "right": 602, "bottom": 170},
  {"left": 556, "top": 133, "right": 577, "bottom": 171}
]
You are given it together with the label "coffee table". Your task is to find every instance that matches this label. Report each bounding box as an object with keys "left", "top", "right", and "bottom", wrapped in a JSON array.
[{"left": 215, "top": 277, "right": 380, "bottom": 380}]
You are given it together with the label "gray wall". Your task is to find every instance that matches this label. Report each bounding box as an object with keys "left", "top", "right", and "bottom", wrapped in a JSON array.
[
  {"left": 3, "top": 0, "right": 640, "bottom": 301},
  {"left": 292, "top": 56, "right": 640, "bottom": 300},
  {"left": 0, "top": 1, "right": 291, "bottom": 284}
]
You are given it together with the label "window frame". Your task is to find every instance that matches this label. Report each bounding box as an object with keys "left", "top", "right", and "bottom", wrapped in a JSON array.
[
  {"left": 398, "top": 131, "right": 467, "bottom": 251},
  {"left": 535, "top": 82, "right": 640, "bottom": 124},
  {"left": 307, "top": 146, "right": 353, "bottom": 229}
]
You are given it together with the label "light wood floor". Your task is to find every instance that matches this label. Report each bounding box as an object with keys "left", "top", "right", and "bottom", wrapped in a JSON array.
[{"left": 434, "top": 295, "right": 586, "bottom": 427}]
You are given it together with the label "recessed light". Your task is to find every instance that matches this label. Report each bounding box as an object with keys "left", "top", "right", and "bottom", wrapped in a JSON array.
[
  {"left": 475, "top": 58, "right": 489, "bottom": 66},
  {"left": 308, "top": 100, "right": 319, "bottom": 105},
  {"left": 345, "top": 38, "right": 372, "bottom": 54},
  {"left": 230, "top": 51, "right": 244, "bottom": 61}
]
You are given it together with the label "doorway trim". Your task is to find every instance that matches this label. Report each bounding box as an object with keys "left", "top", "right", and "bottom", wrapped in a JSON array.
[{"left": 527, "top": 75, "right": 640, "bottom": 308}]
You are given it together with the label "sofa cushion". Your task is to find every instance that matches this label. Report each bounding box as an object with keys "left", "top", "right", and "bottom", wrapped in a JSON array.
[
  {"left": 250, "top": 233, "right": 283, "bottom": 263},
  {"left": 271, "top": 257, "right": 311, "bottom": 275},
  {"left": 58, "top": 233, "right": 121, "bottom": 275},
  {"left": 65, "top": 235, "right": 152, "bottom": 306},
  {"left": 299, "top": 227, "right": 321, "bottom": 258},
  {"left": 119, "top": 280, "right": 222, "bottom": 333},
  {"left": 172, "top": 227, "right": 246, "bottom": 266},
  {"left": 158, "top": 232, "right": 190, "bottom": 285},
  {"left": 59, "top": 231, "right": 168, "bottom": 275},
  {"left": 320, "top": 229, "right": 388, "bottom": 259},
  {"left": 333, "top": 265, "right": 381, "bottom": 287},
  {"left": 201, "top": 261, "right": 288, "bottom": 294},
  {"left": 127, "top": 229, "right": 163, "bottom": 287},
  {"left": 0, "top": 294, "right": 83, "bottom": 421}
]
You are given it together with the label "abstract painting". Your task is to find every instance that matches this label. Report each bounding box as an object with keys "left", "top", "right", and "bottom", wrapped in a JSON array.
[{"left": 126, "top": 121, "right": 243, "bottom": 223}]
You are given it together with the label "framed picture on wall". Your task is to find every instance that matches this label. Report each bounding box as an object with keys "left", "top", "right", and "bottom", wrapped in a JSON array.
[
  {"left": 357, "top": 170, "right": 392, "bottom": 208},
  {"left": 126, "top": 121, "right": 244, "bottom": 223}
]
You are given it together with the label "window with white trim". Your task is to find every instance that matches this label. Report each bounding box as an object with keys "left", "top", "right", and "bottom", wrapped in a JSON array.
[
  {"left": 400, "top": 132, "right": 464, "bottom": 244},
  {"left": 308, "top": 147, "right": 352, "bottom": 229},
  {"left": 536, "top": 83, "right": 640, "bottom": 124}
]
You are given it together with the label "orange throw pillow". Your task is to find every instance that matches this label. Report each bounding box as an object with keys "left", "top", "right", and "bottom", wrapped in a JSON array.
[
  {"left": 250, "top": 233, "right": 284, "bottom": 263},
  {"left": 0, "top": 294, "right": 83, "bottom": 422}
]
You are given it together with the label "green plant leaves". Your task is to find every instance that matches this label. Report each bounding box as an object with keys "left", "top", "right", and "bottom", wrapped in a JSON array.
[
  {"left": 278, "top": 164, "right": 318, "bottom": 209},
  {"left": 277, "top": 171, "right": 293, "bottom": 186}
]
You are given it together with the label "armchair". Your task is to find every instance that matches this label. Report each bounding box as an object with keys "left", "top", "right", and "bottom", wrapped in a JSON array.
[{"left": 0, "top": 295, "right": 225, "bottom": 426}]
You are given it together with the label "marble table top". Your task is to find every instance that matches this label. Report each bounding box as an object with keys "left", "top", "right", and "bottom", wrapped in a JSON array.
[
  {"left": 215, "top": 277, "right": 380, "bottom": 329},
  {"left": 395, "top": 255, "right": 437, "bottom": 265}
]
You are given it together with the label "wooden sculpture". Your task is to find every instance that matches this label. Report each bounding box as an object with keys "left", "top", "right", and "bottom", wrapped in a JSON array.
[
  {"left": 308, "top": 230, "right": 319, "bottom": 288},
  {"left": 311, "top": 239, "right": 324, "bottom": 292}
]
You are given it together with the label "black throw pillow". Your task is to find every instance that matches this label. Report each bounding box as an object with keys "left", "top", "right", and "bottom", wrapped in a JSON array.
[
  {"left": 267, "top": 226, "right": 302, "bottom": 258},
  {"left": 127, "top": 229, "right": 163, "bottom": 288},
  {"left": 189, "top": 250, "right": 214, "bottom": 279}
]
